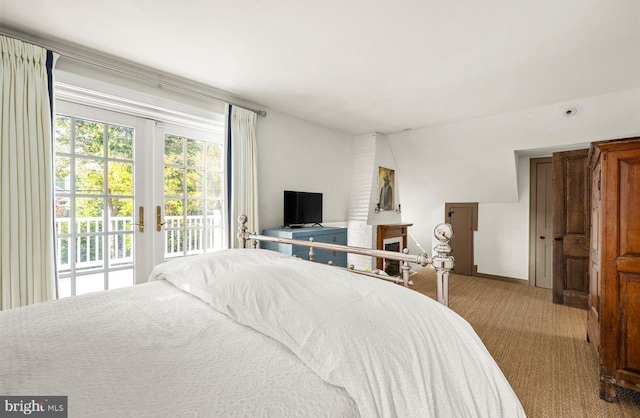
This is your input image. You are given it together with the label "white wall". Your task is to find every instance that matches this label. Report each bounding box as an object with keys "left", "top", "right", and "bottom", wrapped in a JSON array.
[
  {"left": 389, "top": 88, "right": 640, "bottom": 280},
  {"left": 473, "top": 156, "right": 531, "bottom": 279},
  {"left": 256, "top": 110, "right": 353, "bottom": 230}
]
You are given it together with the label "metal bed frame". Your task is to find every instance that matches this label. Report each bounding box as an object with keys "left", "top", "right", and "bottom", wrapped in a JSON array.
[{"left": 237, "top": 215, "right": 455, "bottom": 306}]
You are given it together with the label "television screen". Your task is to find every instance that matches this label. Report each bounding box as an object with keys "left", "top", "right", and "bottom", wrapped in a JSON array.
[{"left": 284, "top": 191, "right": 323, "bottom": 227}]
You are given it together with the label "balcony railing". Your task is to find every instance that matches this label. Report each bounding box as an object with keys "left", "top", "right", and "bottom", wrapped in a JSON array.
[{"left": 55, "top": 213, "right": 223, "bottom": 271}]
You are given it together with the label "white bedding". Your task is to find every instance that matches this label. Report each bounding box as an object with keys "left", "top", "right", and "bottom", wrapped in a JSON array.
[
  {"left": 151, "top": 249, "right": 526, "bottom": 417},
  {"left": 0, "top": 276, "right": 356, "bottom": 417},
  {"left": 1, "top": 248, "right": 525, "bottom": 417}
]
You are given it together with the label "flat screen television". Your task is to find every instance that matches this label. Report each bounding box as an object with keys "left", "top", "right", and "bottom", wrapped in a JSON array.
[{"left": 283, "top": 190, "right": 323, "bottom": 227}]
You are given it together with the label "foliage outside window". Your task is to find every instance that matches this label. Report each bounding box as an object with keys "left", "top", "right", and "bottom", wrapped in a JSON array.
[
  {"left": 163, "top": 134, "right": 224, "bottom": 257},
  {"left": 54, "top": 115, "right": 135, "bottom": 297}
]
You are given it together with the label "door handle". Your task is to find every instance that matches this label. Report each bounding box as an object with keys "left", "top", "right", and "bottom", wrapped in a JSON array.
[
  {"left": 137, "top": 206, "right": 144, "bottom": 233},
  {"left": 554, "top": 236, "right": 563, "bottom": 241},
  {"left": 539, "top": 236, "right": 545, "bottom": 239},
  {"left": 156, "top": 206, "right": 166, "bottom": 232}
]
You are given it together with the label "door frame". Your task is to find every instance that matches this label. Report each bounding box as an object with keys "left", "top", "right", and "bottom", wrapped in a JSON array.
[
  {"left": 528, "top": 157, "right": 552, "bottom": 287},
  {"left": 151, "top": 121, "right": 226, "bottom": 268}
]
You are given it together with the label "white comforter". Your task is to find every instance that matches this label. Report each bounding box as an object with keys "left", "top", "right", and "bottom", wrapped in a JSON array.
[
  {"left": 150, "top": 249, "right": 526, "bottom": 417},
  {"left": 0, "top": 269, "right": 356, "bottom": 416}
]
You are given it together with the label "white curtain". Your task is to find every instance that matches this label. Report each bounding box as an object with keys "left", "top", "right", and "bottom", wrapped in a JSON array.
[
  {"left": 227, "top": 105, "right": 259, "bottom": 248},
  {"left": 0, "top": 36, "right": 57, "bottom": 310}
]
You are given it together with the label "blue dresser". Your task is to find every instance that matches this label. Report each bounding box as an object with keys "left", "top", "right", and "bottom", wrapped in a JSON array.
[{"left": 260, "top": 227, "right": 348, "bottom": 267}]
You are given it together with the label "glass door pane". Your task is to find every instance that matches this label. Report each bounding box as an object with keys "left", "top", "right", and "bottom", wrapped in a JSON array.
[
  {"left": 54, "top": 102, "right": 141, "bottom": 297},
  {"left": 163, "top": 131, "right": 224, "bottom": 259}
]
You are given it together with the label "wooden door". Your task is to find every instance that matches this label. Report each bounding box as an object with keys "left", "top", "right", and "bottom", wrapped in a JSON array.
[
  {"left": 445, "top": 203, "right": 477, "bottom": 276},
  {"left": 552, "top": 149, "right": 590, "bottom": 309},
  {"left": 531, "top": 158, "right": 553, "bottom": 289}
]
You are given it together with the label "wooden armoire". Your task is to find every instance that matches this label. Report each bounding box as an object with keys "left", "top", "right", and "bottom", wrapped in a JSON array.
[{"left": 587, "top": 137, "right": 640, "bottom": 401}]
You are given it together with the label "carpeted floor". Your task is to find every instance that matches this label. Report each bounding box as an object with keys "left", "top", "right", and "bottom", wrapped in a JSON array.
[{"left": 410, "top": 267, "right": 640, "bottom": 418}]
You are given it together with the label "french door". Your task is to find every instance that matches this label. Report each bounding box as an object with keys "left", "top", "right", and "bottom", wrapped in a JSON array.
[
  {"left": 54, "top": 101, "right": 225, "bottom": 298},
  {"left": 154, "top": 122, "right": 226, "bottom": 261}
]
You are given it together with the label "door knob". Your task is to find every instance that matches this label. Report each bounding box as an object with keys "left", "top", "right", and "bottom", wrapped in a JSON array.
[{"left": 539, "top": 236, "right": 545, "bottom": 239}]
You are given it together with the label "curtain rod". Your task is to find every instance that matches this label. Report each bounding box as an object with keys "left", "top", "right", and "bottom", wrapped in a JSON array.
[{"left": 0, "top": 26, "right": 267, "bottom": 117}]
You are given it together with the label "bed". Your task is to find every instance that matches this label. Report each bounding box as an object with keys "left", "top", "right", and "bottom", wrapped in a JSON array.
[{"left": 0, "top": 216, "right": 526, "bottom": 417}]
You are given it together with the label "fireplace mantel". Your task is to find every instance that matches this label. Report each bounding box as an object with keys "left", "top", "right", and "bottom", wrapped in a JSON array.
[{"left": 376, "top": 223, "right": 413, "bottom": 273}]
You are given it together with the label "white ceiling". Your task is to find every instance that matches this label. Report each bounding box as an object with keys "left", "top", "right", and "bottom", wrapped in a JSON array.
[{"left": 1, "top": 0, "right": 639, "bottom": 135}]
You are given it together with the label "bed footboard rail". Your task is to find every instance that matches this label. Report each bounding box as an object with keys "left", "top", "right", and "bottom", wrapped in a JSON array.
[{"left": 237, "top": 215, "right": 454, "bottom": 306}]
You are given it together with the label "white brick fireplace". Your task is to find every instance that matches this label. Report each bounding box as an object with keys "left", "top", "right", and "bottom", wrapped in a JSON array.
[{"left": 347, "top": 132, "right": 402, "bottom": 270}]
